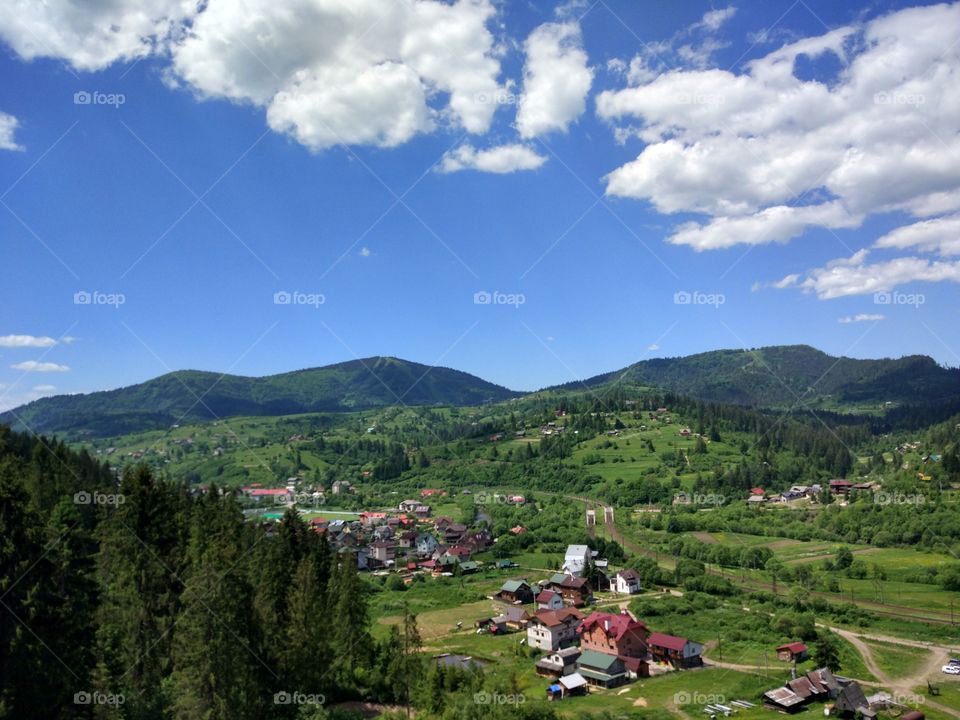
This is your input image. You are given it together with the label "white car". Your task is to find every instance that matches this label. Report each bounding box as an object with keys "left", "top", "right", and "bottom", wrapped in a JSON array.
[{"left": 942, "top": 665, "right": 960, "bottom": 675}]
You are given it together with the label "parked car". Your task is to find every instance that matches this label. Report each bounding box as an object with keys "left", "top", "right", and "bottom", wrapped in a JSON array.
[{"left": 942, "top": 665, "right": 960, "bottom": 675}]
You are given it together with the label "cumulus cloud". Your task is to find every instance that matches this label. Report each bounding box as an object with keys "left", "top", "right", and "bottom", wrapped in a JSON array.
[
  {"left": 438, "top": 143, "right": 546, "bottom": 174},
  {"left": 11, "top": 361, "right": 70, "bottom": 372},
  {"left": 780, "top": 250, "right": 960, "bottom": 300},
  {"left": 874, "top": 214, "right": 960, "bottom": 256},
  {"left": 0, "top": 0, "right": 505, "bottom": 151},
  {"left": 0, "top": 0, "right": 195, "bottom": 71},
  {"left": 598, "top": 3, "right": 960, "bottom": 253},
  {"left": 516, "top": 22, "right": 593, "bottom": 139},
  {"left": 698, "top": 7, "right": 737, "bottom": 32},
  {"left": 172, "top": 0, "right": 503, "bottom": 150},
  {"left": 838, "top": 314, "right": 885, "bottom": 324},
  {"left": 0, "top": 334, "right": 57, "bottom": 348},
  {"left": 0, "top": 111, "right": 23, "bottom": 151}
]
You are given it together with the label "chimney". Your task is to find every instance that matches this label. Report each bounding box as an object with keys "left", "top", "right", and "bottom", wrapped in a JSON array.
[{"left": 604, "top": 619, "right": 610, "bottom": 632}]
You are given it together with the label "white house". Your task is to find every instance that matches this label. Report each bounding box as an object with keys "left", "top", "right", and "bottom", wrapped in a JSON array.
[
  {"left": 526, "top": 608, "right": 583, "bottom": 651},
  {"left": 415, "top": 532, "right": 439, "bottom": 556},
  {"left": 562, "top": 544, "right": 591, "bottom": 576},
  {"left": 613, "top": 569, "right": 641, "bottom": 595},
  {"left": 536, "top": 589, "right": 565, "bottom": 611}
]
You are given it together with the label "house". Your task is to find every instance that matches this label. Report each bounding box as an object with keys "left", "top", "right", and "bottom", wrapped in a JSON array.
[
  {"left": 368, "top": 540, "right": 395, "bottom": 567},
  {"left": 536, "top": 589, "right": 565, "bottom": 611},
  {"left": 576, "top": 650, "right": 628, "bottom": 688},
  {"left": 613, "top": 569, "right": 641, "bottom": 595},
  {"left": 495, "top": 558, "right": 517, "bottom": 569},
  {"left": 562, "top": 545, "right": 591, "bottom": 576},
  {"left": 647, "top": 632, "right": 703, "bottom": 668},
  {"left": 245, "top": 487, "right": 292, "bottom": 503},
  {"left": 547, "top": 672, "right": 588, "bottom": 699},
  {"left": 415, "top": 532, "right": 439, "bottom": 557},
  {"left": 526, "top": 608, "right": 584, "bottom": 651},
  {"left": 331, "top": 480, "right": 352, "bottom": 494},
  {"left": 762, "top": 667, "right": 838, "bottom": 713},
  {"left": 834, "top": 682, "right": 874, "bottom": 718},
  {"left": 413, "top": 504, "right": 431, "bottom": 518},
  {"left": 830, "top": 479, "right": 854, "bottom": 495},
  {"left": 397, "top": 530, "right": 418, "bottom": 549},
  {"left": 398, "top": 499, "right": 421, "bottom": 513},
  {"left": 442, "top": 546, "right": 472, "bottom": 562},
  {"left": 747, "top": 495, "right": 766, "bottom": 505},
  {"left": 497, "top": 605, "right": 530, "bottom": 631},
  {"left": 508, "top": 495, "right": 525, "bottom": 504},
  {"left": 459, "top": 561, "right": 480, "bottom": 575},
  {"left": 777, "top": 642, "right": 809, "bottom": 662},
  {"left": 442, "top": 523, "right": 467, "bottom": 544},
  {"left": 496, "top": 579, "right": 535, "bottom": 604},
  {"left": 509, "top": 525, "right": 527, "bottom": 535},
  {"left": 360, "top": 511, "right": 389, "bottom": 526},
  {"left": 750, "top": 487, "right": 765, "bottom": 496},
  {"left": 536, "top": 647, "right": 582, "bottom": 678},
  {"left": 545, "top": 574, "right": 592, "bottom": 607},
  {"left": 577, "top": 610, "right": 649, "bottom": 665},
  {"left": 464, "top": 529, "right": 493, "bottom": 553}
]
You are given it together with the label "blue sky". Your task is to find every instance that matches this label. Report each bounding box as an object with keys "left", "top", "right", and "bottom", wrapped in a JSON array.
[{"left": 1, "top": 0, "right": 959, "bottom": 407}]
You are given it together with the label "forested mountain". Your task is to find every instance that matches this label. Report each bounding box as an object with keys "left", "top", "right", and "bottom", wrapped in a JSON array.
[
  {"left": 1, "top": 357, "right": 519, "bottom": 438},
  {"left": 557, "top": 345, "right": 960, "bottom": 408}
]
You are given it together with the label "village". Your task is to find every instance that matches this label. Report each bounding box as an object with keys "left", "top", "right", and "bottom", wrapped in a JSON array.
[{"left": 237, "top": 482, "right": 930, "bottom": 717}]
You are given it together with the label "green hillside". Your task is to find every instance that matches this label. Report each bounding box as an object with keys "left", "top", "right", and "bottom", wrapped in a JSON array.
[
  {"left": 559, "top": 345, "right": 960, "bottom": 408},
  {"left": 1, "top": 356, "right": 519, "bottom": 437}
]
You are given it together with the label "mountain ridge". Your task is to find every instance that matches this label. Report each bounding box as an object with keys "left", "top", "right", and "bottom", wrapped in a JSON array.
[{"left": 4, "top": 345, "right": 959, "bottom": 438}]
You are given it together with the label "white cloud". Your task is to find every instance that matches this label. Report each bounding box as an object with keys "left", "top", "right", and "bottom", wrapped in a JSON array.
[
  {"left": 647, "top": 343, "right": 660, "bottom": 350},
  {"left": 598, "top": 4, "right": 960, "bottom": 252},
  {"left": 11, "top": 361, "right": 70, "bottom": 372},
  {"left": 0, "top": 0, "right": 505, "bottom": 151},
  {"left": 0, "top": 334, "right": 57, "bottom": 348},
  {"left": 359, "top": 247, "right": 371, "bottom": 258},
  {"left": 874, "top": 214, "right": 960, "bottom": 256},
  {"left": 668, "top": 202, "right": 861, "bottom": 251},
  {"left": 783, "top": 250, "right": 960, "bottom": 299},
  {"left": 516, "top": 22, "right": 593, "bottom": 139},
  {"left": 173, "top": 0, "right": 503, "bottom": 150},
  {"left": 698, "top": 7, "right": 737, "bottom": 32},
  {"left": 838, "top": 313, "right": 885, "bottom": 324},
  {"left": 0, "top": 111, "right": 23, "bottom": 151},
  {"left": 0, "top": 0, "right": 195, "bottom": 71},
  {"left": 32, "top": 384, "right": 56, "bottom": 392},
  {"left": 439, "top": 143, "right": 546, "bottom": 174}
]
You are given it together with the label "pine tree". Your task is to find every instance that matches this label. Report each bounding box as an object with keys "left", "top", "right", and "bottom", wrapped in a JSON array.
[{"left": 327, "top": 553, "right": 373, "bottom": 695}]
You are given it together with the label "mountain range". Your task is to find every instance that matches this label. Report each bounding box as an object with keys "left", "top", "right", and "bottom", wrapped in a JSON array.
[{"left": 4, "top": 345, "right": 959, "bottom": 437}]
